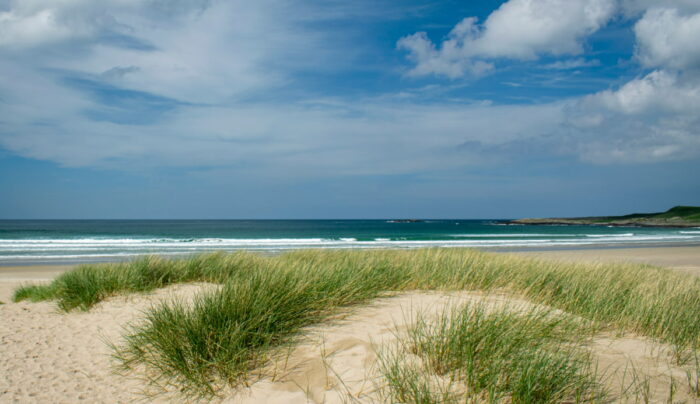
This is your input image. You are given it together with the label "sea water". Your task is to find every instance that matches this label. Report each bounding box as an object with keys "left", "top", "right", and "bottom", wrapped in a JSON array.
[{"left": 1, "top": 219, "right": 699, "bottom": 265}]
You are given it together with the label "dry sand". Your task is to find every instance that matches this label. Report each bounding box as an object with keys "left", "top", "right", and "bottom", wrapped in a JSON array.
[
  {"left": 509, "top": 245, "right": 700, "bottom": 275},
  {"left": 2, "top": 246, "right": 700, "bottom": 403}
]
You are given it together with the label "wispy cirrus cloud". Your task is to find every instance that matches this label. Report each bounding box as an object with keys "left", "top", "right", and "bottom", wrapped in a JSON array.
[{"left": 543, "top": 58, "right": 601, "bottom": 70}]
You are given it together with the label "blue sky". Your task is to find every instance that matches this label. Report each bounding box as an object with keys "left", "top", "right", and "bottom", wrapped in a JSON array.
[{"left": 1, "top": 0, "right": 699, "bottom": 219}]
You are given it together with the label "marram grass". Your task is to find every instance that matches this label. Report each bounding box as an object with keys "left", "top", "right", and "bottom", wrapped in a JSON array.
[
  {"left": 13, "top": 252, "right": 264, "bottom": 311},
  {"left": 379, "top": 303, "right": 604, "bottom": 403},
  {"left": 14, "top": 248, "right": 700, "bottom": 396}
]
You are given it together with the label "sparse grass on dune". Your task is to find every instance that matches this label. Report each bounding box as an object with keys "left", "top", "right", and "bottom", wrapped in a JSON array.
[
  {"left": 14, "top": 248, "right": 700, "bottom": 397},
  {"left": 13, "top": 252, "right": 265, "bottom": 311},
  {"left": 13, "top": 283, "right": 59, "bottom": 303},
  {"left": 115, "top": 254, "right": 407, "bottom": 395},
  {"left": 380, "top": 303, "right": 604, "bottom": 403}
]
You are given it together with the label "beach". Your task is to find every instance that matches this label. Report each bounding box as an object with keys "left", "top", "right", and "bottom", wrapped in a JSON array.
[
  {"left": 1, "top": 246, "right": 700, "bottom": 403},
  {"left": 511, "top": 245, "right": 700, "bottom": 276},
  {"left": 4, "top": 0, "right": 699, "bottom": 400}
]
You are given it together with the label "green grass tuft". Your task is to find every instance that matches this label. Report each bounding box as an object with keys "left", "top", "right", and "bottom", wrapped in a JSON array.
[
  {"left": 380, "top": 303, "right": 604, "bottom": 403},
  {"left": 114, "top": 253, "right": 407, "bottom": 395},
  {"left": 13, "top": 283, "right": 59, "bottom": 303},
  {"left": 11, "top": 252, "right": 259, "bottom": 310}
]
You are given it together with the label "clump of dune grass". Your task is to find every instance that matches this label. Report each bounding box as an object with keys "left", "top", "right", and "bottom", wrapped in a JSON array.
[
  {"left": 13, "top": 283, "right": 59, "bottom": 303},
  {"left": 687, "top": 351, "right": 700, "bottom": 398},
  {"left": 14, "top": 248, "right": 700, "bottom": 396},
  {"left": 380, "top": 303, "right": 604, "bottom": 403},
  {"left": 12, "top": 252, "right": 265, "bottom": 310},
  {"left": 114, "top": 253, "right": 408, "bottom": 396},
  {"left": 378, "top": 359, "right": 456, "bottom": 404}
]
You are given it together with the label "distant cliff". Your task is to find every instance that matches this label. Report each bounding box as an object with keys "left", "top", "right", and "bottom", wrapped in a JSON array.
[{"left": 508, "top": 206, "right": 700, "bottom": 228}]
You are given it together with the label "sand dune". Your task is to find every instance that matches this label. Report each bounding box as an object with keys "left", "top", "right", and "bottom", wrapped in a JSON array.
[
  {"left": 1, "top": 283, "right": 695, "bottom": 403},
  {"left": 2, "top": 246, "right": 700, "bottom": 403},
  {"left": 0, "top": 283, "right": 212, "bottom": 403}
]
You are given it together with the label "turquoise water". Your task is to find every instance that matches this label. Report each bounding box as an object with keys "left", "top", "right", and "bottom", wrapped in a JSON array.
[{"left": 1, "top": 220, "right": 698, "bottom": 265}]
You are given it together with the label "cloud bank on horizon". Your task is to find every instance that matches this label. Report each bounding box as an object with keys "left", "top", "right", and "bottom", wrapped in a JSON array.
[{"left": 0, "top": 0, "right": 699, "bottom": 217}]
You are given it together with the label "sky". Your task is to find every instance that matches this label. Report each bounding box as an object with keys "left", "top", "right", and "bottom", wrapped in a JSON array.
[{"left": 0, "top": 0, "right": 699, "bottom": 219}]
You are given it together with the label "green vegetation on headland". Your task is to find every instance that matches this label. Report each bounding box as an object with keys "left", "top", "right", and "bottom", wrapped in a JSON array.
[
  {"left": 13, "top": 249, "right": 700, "bottom": 399},
  {"left": 508, "top": 205, "right": 700, "bottom": 227}
]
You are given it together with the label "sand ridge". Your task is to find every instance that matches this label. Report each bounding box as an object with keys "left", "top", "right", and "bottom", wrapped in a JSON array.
[
  {"left": 3, "top": 246, "right": 700, "bottom": 403},
  {"left": 2, "top": 283, "right": 697, "bottom": 403},
  {"left": 227, "top": 291, "right": 530, "bottom": 404}
]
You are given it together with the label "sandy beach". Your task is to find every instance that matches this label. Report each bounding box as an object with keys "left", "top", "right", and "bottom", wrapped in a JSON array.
[
  {"left": 1, "top": 246, "right": 699, "bottom": 403},
  {"left": 510, "top": 245, "right": 700, "bottom": 276},
  {"left": 4, "top": 0, "right": 699, "bottom": 399}
]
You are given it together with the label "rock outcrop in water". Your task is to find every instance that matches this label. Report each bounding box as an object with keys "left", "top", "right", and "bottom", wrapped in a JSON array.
[{"left": 386, "top": 219, "right": 425, "bottom": 223}]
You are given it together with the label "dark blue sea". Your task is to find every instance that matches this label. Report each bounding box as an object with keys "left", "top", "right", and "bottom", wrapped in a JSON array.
[{"left": 1, "top": 220, "right": 699, "bottom": 265}]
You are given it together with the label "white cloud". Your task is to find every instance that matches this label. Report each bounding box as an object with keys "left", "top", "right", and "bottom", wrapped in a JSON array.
[
  {"left": 1, "top": 0, "right": 700, "bottom": 177},
  {"left": 566, "top": 71, "right": 700, "bottom": 163},
  {"left": 634, "top": 7, "right": 700, "bottom": 71},
  {"left": 398, "top": 0, "right": 616, "bottom": 78},
  {"left": 476, "top": 0, "right": 615, "bottom": 58},
  {"left": 0, "top": 8, "right": 77, "bottom": 48},
  {"left": 0, "top": 0, "right": 154, "bottom": 49},
  {"left": 0, "top": 0, "right": 568, "bottom": 175},
  {"left": 620, "top": 0, "right": 700, "bottom": 17},
  {"left": 559, "top": 5, "right": 700, "bottom": 164},
  {"left": 593, "top": 70, "right": 699, "bottom": 114},
  {"left": 0, "top": 75, "right": 565, "bottom": 173},
  {"left": 0, "top": 0, "right": 362, "bottom": 103},
  {"left": 543, "top": 58, "right": 600, "bottom": 70},
  {"left": 397, "top": 29, "right": 495, "bottom": 79}
]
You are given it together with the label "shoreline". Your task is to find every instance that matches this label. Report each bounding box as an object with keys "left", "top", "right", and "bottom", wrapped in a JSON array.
[
  {"left": 2, "top": 240, "right": 700, "bottom": 268},
  {"left": 2, "top": 244, "right": 699, "bottom": 278}
]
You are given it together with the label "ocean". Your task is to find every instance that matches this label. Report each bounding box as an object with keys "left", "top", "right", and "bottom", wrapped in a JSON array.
[{"left": 1, "top": 219, "right": 699, "bottom": 265}]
